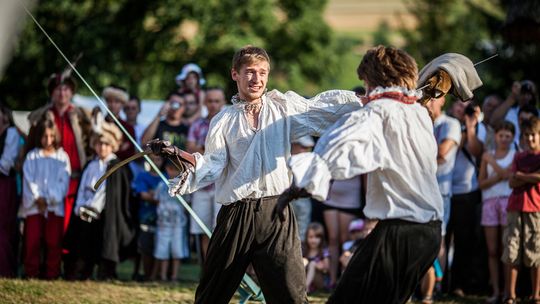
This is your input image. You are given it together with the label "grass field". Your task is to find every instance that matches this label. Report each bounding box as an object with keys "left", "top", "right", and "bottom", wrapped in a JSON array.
[
  {"left": 0, "top": 259, "right": 491, "bottom": 304},
  {"left": 0, "top": 278, "right": 491, "bottom": 304}
]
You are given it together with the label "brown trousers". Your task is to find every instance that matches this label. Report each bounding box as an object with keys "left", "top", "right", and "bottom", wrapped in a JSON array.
[{"left": 195, "top": 196, "right": 308, "bottom": 304}]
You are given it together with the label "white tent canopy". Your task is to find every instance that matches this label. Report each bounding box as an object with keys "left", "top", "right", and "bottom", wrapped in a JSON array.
[{"left": 13, "top": 94, "right": 163, "bottom": 134}]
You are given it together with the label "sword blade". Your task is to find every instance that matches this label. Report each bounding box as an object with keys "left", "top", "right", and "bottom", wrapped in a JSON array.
[{"left": 93, "top": 150, "right": 152, "bottom": 190}]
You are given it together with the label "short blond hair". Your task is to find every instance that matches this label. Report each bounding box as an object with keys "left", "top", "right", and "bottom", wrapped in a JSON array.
[
  {"left": 521, "top": 117, "right": 540, "bottom": 135},
  {"left": 357, "top": 45, "right": 418, "bottom": 90},
  {"left": 232, "top": 45, "right": 270, "bottom": 72}
]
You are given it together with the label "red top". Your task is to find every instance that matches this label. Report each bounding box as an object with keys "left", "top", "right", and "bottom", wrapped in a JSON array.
[
  {"left": 508, "top": 151, "right": 540, "bottom": 212},
  {"left": 52, "top": 105, "right": 81, "bottom": 172}
]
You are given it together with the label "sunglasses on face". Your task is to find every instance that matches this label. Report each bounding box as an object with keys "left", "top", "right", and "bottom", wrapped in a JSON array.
[{"left": 170, "top": 102, "right": 184, "bottom": 110}]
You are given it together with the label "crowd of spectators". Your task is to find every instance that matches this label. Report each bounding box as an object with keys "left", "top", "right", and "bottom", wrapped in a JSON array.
[{"left": 0, "top": 63, "right": 539, "bottom": 303}]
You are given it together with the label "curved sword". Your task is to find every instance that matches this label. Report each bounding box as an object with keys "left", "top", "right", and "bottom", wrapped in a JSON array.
[{"left": 94, "top": 150, "right": 152, "bottom": 190}]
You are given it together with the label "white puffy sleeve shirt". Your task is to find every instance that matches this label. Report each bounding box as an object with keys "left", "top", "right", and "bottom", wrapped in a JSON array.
[
  {"left": 290, "top": 98, "right": 444, "bottom": 223},
  {"left": 74, "top": 154, "right": 117, "bottom": 215},
  {"left": 169, "top": 89, "right": 360, "bottom": 204},
  {"left": 21, "top": 148, "right": 71, "bottom": 217}
]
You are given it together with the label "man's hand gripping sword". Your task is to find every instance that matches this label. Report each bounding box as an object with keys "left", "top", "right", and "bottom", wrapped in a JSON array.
[{"left": 93, "top": 139, "right": 196, "bottom": 191}]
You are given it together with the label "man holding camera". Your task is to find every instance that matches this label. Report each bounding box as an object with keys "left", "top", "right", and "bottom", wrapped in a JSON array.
[
  {"left": 446, "top": 99, "right": 487, "bottom": 296},
  {"left": 491, "top": 80, "right": 539, "bottom": 146},
  {"left": 141, "top": 91, "right": 191, "bottom": 149}
]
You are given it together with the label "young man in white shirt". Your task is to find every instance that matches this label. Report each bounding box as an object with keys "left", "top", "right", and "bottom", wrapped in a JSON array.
[
  {"left": 278, "top": 45, "right": 444, "bottom": 304},
  {"left": 150, "top": 45, "right": 360, "bottom": 304}
]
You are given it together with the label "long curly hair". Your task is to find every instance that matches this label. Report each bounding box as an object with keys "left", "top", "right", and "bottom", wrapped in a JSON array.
[{"left": 357, "top": 45, "right": 418, "bottom": 90}]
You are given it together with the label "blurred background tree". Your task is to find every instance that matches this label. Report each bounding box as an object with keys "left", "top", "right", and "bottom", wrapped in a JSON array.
[
  {"left": 0, "top": 0, "right": 357, "bottom": 110},
  {"left": 2, "top": 0, "right": 538, "bottom": 110},
  {"left": 397, "top": 0, "right": 540, "bottom": 102}
]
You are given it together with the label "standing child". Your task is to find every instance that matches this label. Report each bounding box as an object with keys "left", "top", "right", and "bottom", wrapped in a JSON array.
[
  {"left": 503, "top": 117, "right": 540, "bottom": 304},
  {"left": 154, "top": 160, "right": 189, "bottom": 281},
  {"left": 21, "top": 118, "right": 71, "bottom": 279},
  {"left": 66, "top": 119, "right": 133, "bottom": 280},
  {"left": 132, "top": 153, "right": 163, "bottom": 281},
  {"left": 478, "top": 121, "right": 516, "bottom": 303},
  {"left": 303, "top": 222, "right": 330, "bottom": 293}
]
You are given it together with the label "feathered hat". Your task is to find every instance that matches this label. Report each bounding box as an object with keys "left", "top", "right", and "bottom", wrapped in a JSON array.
[
  {"left": 102, "top": 85, "right": 129, "bottom": 104},
  {"left": 47, "top": 53, "right": 82, "bottom": 96},
  {"left": 90, "top": 108, "right": 123, "bottom": 152}
]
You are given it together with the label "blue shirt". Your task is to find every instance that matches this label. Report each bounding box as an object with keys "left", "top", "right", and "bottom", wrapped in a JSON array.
[{"left": 133, "top": 171, "right": 161, "bottom": 226}]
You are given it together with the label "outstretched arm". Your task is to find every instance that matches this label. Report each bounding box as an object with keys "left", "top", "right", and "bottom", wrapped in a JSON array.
[
  {"left": 280, "top": 90, "right": 361, "bottom": 140},
  {"left": 290, "top": 109, "right": 384, "bottom": 201},
  {"left": 275, "top": 109, "right": 383, "bottom": 221}
]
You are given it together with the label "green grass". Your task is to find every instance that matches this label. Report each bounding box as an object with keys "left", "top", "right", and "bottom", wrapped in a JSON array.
[
  {"left": 0, "top": 277, "right": 492, "bottom": 304},
  {"left": 0, "top": 260, "right": 490, "bottom": 303}
]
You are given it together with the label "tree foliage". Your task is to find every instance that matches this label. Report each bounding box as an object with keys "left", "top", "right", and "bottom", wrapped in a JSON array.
[
  {"left": 399, "top": 0, "right": 540, "bottom": 103},
  {"left": 0, "top": 0, "right": 355, "bottom": 110}
]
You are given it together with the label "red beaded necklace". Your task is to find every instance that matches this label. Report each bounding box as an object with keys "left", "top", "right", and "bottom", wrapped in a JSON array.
[{"left": 366, "top": 91, "right": 418, "bottom": 105}]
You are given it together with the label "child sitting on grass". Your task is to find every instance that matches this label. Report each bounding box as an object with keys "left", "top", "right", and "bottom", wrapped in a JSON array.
[{"left": 303, "top": 222, "right": 330, "bottom": 293}]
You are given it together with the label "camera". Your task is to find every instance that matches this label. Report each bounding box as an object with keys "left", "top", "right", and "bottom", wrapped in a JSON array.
[
  {"left": 521, "top": 82, "right": 534, "bottom": 95},
  {"left": 465, "top": 102, "right": 477, "bottom": 116}
]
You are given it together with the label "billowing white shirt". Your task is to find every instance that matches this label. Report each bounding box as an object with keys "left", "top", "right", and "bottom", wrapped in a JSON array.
[
  {"left": 169, "top": 89, "right": 360, "bottom": 204},
  {"left": 21, "top": 148, "right": 71, "bottom": 217},
  {"left": 289, "top": 88, "right": 443, "bottom": 223},
  {"left": 74, "top": 153, "right": 117, "bottom": 215}
]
